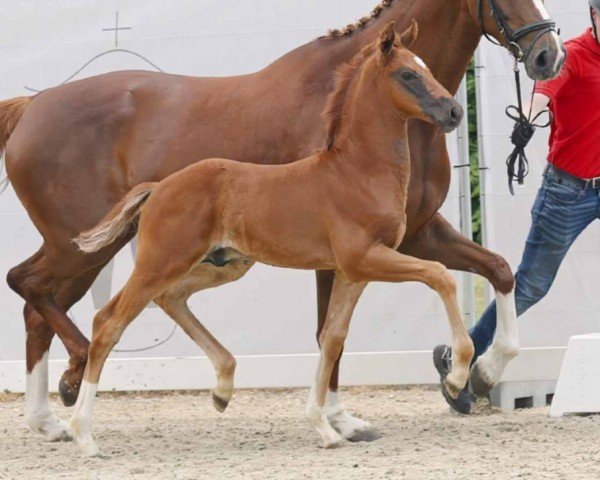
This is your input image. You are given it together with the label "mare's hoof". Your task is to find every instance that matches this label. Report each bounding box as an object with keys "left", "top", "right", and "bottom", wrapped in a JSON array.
[
  {"left": 469, "top": 361, "right": 494, "bottom": 398},
  {"left": 59, "top": 375, "right": 80, "bottom": 407},
  {"left": 346, "top": 428, "right": 382, "bottom": 443},
  {"left": 212, "top": 393, "right": 230, "bottom": 413}
]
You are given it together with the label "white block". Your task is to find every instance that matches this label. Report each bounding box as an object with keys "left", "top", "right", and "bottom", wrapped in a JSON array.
[
  {"left": 550, "top": 333, "right": 600, "bottom": 417},
  {"left": 490, "top": 381, "right": 556, "bottom": 411}
]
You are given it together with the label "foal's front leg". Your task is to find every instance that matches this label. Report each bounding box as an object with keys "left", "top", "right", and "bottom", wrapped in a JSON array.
[
  {"left": 306, "top": 273, "right": 366, "bottom": 448},
  {"left": 315, "top": 271, "right": 378, "bottom": 442},
  {"left": 401, "top": 213, "right": 519, "bottom": 396},
  {"left": 343, "top": 245, "right": 475, "bottom": 397}
]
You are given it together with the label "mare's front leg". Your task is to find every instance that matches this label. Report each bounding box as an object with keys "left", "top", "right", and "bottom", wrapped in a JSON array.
[
  {"left": 315, "top": 271, "right": 379, "bottom": 442},
  {"left": 341, "top": 244, "right": 475, "bottom": 397},
  {"left": 306, "top": 272, "right": 366, "bottom": 448},
  {"left": 402, "top": 213, "right": 519, "bottom": 397}
]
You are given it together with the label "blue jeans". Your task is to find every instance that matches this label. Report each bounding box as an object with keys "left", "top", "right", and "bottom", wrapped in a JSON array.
[{"left": 470, "top": 168, "right": 600, "bottom": 361}]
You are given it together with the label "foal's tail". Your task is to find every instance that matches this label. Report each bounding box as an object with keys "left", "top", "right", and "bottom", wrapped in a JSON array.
[
  {"left": 74, "top": 183, "right": 157, "bottom": 253},
  {"left": 0, "top": 96, "right": 32, "bottom": 192}
]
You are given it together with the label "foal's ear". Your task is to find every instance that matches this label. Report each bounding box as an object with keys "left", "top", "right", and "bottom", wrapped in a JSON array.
[
  {"left": 400, "top": 19, "right": 419, "bottom": 49},
  {"left": 378, "top": 21, "right": 397, "bottom": 64}
]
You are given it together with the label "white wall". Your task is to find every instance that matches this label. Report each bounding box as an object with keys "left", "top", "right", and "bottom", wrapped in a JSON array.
[
  {"left": 0, "top": 1, "right": 464, "bottom": 389},
  {"left": 477, "top": 0, "right": 600, "bottom": 348}
]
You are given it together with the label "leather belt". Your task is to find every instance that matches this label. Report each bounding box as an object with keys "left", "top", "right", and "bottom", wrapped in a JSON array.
[{"left": 544, "top": 164, "right": 600, "bottom": 190}]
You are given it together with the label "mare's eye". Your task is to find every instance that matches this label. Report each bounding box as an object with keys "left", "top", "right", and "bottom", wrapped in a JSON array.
[{"left": 401, "top": 70, "right": 417, "bottom": 81}]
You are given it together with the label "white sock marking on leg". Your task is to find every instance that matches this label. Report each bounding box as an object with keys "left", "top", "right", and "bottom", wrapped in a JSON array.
[
  {"left": 25, "top": 352, "right": 72, "bottom": 441},
  {"left": 305, "top": 382, "right": 343, "bottom": 448},
  {"left": 475, "top": 288, "right": 519, "bottom": 387},
  {"left": 324, "top": 390, "right": 371, "bottom": 439},
  {"left": 70, "top": 380, "right": 100, "bottom": 457}
]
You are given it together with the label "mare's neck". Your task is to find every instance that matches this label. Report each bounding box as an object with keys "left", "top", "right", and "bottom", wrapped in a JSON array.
[{"left": 304, "top": 0, "right": 480, "bottom": 95}]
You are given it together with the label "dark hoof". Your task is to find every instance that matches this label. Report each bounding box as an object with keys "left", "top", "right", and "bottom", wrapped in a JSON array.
[
  {"left": 212, "top": 393, "right": 229, "bottom": 413},
  {"left": 469, "top": 361, "right": 494, "bottom": 398},
  {"left": 58, "top": 375, "right": 80, "bottom": 407},
  {"left": 346, "top": 428, "right": 383, "bottom": 443}
]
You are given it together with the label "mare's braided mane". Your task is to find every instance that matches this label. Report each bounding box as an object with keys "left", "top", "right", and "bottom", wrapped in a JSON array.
[{"left": 321, "top": 0, "right": 395, "bottom": 39}]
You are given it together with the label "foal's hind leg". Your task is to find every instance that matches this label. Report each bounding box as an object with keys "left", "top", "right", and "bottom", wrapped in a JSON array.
[
  {"left": 70, "top": 232, "right": 212, "bottom": 456},
  {"left": 306, "top": 272, "right": 366, "bottom": 448},
  {"left": 155, "top": 258, "right": 254, "bottom": 412},
  {"left": 70, "top": 286, "right": 153, "bottom": 457}
]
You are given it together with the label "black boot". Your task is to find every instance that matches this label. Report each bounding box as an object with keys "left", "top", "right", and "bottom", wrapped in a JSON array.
[{"left": 432, "top": 345, "right": 472, "bottom": 415}]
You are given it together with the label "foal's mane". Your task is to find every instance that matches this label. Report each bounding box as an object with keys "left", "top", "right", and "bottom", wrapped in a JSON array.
[
  {"left": 321, "top": 0, "right": 396, "bottom": 39},
  {"left": 323, "top": 44, "right": 376, "bottom": 151}
]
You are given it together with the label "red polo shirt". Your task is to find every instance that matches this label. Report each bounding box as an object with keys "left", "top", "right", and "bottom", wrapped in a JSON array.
[{"left": 534, "top": 28, "right": 600, "bottom": 179}]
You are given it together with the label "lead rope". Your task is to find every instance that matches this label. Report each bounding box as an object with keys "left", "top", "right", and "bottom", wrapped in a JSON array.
[
  {"left": 504, "top": 62, "right": 553, "bottom": 195},
  {"left": 477, "top": 0, "right": 558, "bottom": 194},
  {"left": 504, "top": 60, "right": 552, "bottom": 195}
]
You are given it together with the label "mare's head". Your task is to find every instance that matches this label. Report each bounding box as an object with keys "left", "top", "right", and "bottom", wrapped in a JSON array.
[
  {"left": 374, "top": 22, "right": 463, "bottom": 133},
  {"left": 468, "top": 0, "right": 565, "bottom": 80}
]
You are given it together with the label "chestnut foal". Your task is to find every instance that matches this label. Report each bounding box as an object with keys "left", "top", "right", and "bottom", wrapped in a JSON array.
[{"left": 71, "top": 22, "right": 470, "bottom": 456}]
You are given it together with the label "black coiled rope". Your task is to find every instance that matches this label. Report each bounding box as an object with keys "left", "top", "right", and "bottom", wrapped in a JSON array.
[{"left": 504, "top": 62, "right": 552, "bottom": 195}]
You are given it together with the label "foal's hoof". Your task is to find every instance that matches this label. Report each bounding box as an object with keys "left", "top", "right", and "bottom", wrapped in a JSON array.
[
  {"left": 322, "top": 433, "right": 344, "bottom": 449},
  {"left": 59, "top": 376, "right": 80, "bottom": 407},
  {"left": 346, "top": 428, "right": 382, "bottom": 443},
  {"left": 469, "top": 361, "right": 495, "bottom": 398},
  {"left": 443, "top": 377, "right": 462, "bottom": 400},
  {"left": 328, "top": 412, "right": 381, "bottom": 443},
  {"left": 212, "top": 393, "right": 230, "bottom": 413}
]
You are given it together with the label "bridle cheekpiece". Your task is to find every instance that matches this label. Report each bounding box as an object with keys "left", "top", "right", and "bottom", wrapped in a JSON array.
[{"left": 477, "top": 0, "right": 557, "bottom": 62}]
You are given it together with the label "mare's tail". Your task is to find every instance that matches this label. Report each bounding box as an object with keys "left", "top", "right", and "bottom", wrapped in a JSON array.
[
  {"left": 74, "top": 183, "right": 157, "bottom": 253},
  {"left": 0, "top": 96, "right": 32, "bottom": 192}
]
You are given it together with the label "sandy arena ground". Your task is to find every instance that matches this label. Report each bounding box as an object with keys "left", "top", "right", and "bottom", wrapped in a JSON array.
[{"left": 1, "top": 386, "right": 599, "bottom": 480}]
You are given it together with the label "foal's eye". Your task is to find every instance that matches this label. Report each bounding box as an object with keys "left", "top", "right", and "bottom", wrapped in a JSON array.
[{"left": 401, "top": 71, "right": 417, "bottom": 81}]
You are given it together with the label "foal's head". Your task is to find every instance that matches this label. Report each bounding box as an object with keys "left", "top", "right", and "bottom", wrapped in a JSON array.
[{"left": 374, "top": 21, "right": 463, "bottom": 133}]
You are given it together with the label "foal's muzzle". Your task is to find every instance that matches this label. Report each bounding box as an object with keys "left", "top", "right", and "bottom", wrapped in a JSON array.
[{"left": 432, "top": 98, "right": 464, "bottom": 134}]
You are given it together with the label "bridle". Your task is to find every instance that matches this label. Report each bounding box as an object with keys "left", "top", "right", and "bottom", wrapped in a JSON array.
[
  {"left": 477, "top": 0, "right": 558, "bottom": 194},
  {"left": 477, "top": 0, "right": 558, "bottom": 63}
]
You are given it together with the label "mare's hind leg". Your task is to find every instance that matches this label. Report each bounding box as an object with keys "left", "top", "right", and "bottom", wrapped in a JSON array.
[
  {"left": 155, "top": 257, "right": 255, "bottom": 412},
  {"left": 7, "top": 243, "right": 130, "bottom": 407},
  {"left": 22, "top": 262, "right": 109, "bottom": 441},
  {"left": 23, "top": 304, "right": 71, "bottom": 441},
  {"left": 306, "top": 272, "right": 366, "bottom": 448}
]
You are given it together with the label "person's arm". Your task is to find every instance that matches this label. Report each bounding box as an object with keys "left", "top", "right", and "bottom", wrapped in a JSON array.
[{"left": 526, "top": 92, "right": 550, "bottom": 120}]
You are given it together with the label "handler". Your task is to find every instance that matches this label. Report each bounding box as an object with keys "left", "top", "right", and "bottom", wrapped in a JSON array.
[{"left": 434, "top": 0, "right": 600, "bottom": 414}]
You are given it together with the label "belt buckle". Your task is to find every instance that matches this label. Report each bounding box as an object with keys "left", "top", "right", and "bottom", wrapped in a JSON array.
[{"left": 592, "top": 177, "right": 600, "bottom": 189}]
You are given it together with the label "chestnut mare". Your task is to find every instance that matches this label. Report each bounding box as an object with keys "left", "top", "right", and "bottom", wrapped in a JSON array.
[
  {"left": 1, "top": 0, "right": 564, "bottom": 442},
  {"left": 68, "top": 22, "right": 467, "bottom": 456}
]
